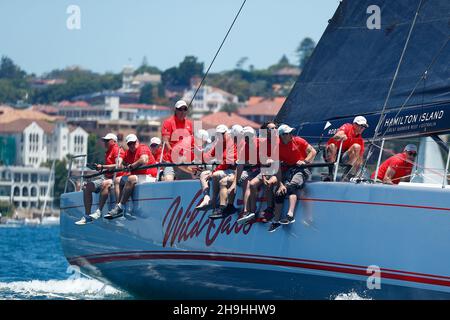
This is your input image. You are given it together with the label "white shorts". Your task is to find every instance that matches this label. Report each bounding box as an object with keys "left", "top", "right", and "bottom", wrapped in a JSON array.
[{"left": 137, "top": 175, "right": 156, "bottom": 183}]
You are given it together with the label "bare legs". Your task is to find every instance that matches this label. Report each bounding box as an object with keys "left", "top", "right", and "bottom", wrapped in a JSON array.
[{"left": 83, "top": 179, "right": 112, "bottom": 216}]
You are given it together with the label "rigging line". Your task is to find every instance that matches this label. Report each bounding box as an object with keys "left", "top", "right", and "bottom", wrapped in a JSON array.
[
  {"left": 371, "top": 0, "right": 424, "bottom": 141},
  {"left": 358, "top": 35, "right": 450, "bottom": 176},
  {"left": 358, "top": 0, "right": 424, "bottom": 179},
  {"left": 188, "top": 0, "right": 247, "bottom": 107},
  {"left": 377, "top": 35, "right": 450, "bottom": 139}
]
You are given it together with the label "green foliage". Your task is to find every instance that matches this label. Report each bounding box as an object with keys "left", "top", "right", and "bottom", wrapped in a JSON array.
[
  {"left": 0, "top": 56, "right": 28, "bottom": 103},
  {"left": 162, "top": 56, "right": 204, "bottom": 87},
  {"left": 235, "top": 57, "right": 248, "bottom": 70},
  {"left": 0, "top": 201, "right": 15, "bottom": 217},
  {"left": 135, "top": 65, "right": 161, "bottom": 75},
  {"left": 0, "top": 136, "right": 16, "bottom": 165},
  {"left": 0, "top": 56, "right": 26, "bottom": 80},
  {"left": 296, "top": 37, "right": 316, "bottom": 68},
  {"left": 87, "top": 134, "right": 105, "bottom": 164},
  {"left": 139, "top": 83, "right": 154, "bottom": 104},
  {"left": 53, "top": 160, "right": 68, "bottom": 207},
  {"left": 220, "top": 103, "right": 239, "bottom": 114},
  {"left": 207, "top": 69, "right": 274, "bottom": 101},
  {"left": 0, "top": 39, "right": 308, "bottom": 105},
  {"left": 32, "top": 70, "right": 122, "bottom": 104},
  {"left": 267, "top": 55, "right": 295, "bottom": 72}
]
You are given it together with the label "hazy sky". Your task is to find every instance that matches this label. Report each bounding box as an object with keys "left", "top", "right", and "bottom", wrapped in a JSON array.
[{"left": 0, "top": 0, "right": 340, "bottom": 75}]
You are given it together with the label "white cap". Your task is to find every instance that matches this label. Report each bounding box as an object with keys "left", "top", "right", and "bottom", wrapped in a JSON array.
[
  {"left": 125, "top": 134, "right": 138, "bottom": 144},
  {"left": 174, "top": 100, "right": 188, "bottom": 109},
  {"left": 150, "top": 137, "right": 161, "bottom": 145},
  {"left": 101, "top": 133, "right": 118, "bottom": 142},
  {"left": 195, "top": 129, "right": 211, "bottom": 144},
  {"left": 278, "top": 124, "right": 295, "bottom": 135},
  {"left": 216, "top": 124, "right": 229, "bottom": 134},
  {"left": 231, "top": 124, "right": 244, "bottom": 137},
  {"left": 404, "top": 144, "right": 417, "bottom": 153},
  {"left": 242, "top": 126, "right": 256, "bottom": 136},
  {"left": 353, "top": 116, "right": 369, "bottom": 128}
]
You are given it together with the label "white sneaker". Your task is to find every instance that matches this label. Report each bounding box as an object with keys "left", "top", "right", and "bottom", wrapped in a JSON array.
[
  {"left": 89, "top": 209, "right": 102, "bottom": 220},
  {"left": 75, "top": 215, "right": 93, "bottom": 225}
]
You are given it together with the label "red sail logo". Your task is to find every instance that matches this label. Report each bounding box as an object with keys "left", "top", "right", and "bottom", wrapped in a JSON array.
[{"left": 162, "top": 190, "right": 253, "bottom": 247}]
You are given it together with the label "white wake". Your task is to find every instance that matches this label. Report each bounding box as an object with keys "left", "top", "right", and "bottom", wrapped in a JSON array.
[{"left": 0, "top": 277, "right": 128, "bottom": 300}]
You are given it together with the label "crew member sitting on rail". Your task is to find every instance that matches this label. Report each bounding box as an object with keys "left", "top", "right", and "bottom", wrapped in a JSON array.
[
  {"left": 238, "top": 121, "right": 279, "bottom": 224},
  {"left": 230, "top": 126, "right": 259, "bottom": 222},
  {"left": 75, "top": 133, "right": 125, "bottom": 225},
  {"left": 170, "top": 129, "right": 215, "bottom": 205},
  {"left": 150, "top": 137, "right": 163, "bottom": 163},
  {"left": 105, "top": 134, "right": 157, "bottom": 219},
  {"left": 161, "top": 100, "right": 193, "bottom": 181},
  {"left": 268, "top": 124, "right": 316, "bottom": 233},
  {"left": 325, "top": 116, "right": 368, "bottom": 180},
  {"left": 150, "top": 137, "right": 164, "bottom": 180},
  {"left": 371, "top": 144, "right": 417, "bottom": 185},
  {"left": 199, "top": 124, "right": 237, "bottom": 219},
  {"left": 171, "top": 128, "right": 214, "bottom": 180}
]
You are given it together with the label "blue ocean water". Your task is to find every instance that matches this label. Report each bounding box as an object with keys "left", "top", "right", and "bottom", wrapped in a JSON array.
[{"left": 0, "top": 225, "right": 130, "bottom": 300}]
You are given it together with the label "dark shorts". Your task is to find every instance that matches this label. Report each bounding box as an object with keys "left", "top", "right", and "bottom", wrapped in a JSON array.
[
  {"left": 282, "top": 168, "right": 309, "bottom": 193},
  {"left": 238, "top": 169, "right": 260, "bottom": 186}
]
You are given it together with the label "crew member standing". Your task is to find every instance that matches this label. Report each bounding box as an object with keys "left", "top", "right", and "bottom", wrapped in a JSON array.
[{"left": 161, "top": 100, "right": 193, "bottom": 180}]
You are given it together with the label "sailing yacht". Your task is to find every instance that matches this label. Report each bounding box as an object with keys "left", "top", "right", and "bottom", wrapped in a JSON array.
[{"left": 60, "top": 0, "right": 450, "bottom": 299}]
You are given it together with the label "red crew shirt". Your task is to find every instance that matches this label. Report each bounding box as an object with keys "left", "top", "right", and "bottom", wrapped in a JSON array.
[
  {"left": 327, "top": 123, "right": 365, "bottom": 155},
  {"left": 104, "top": 144, "right": 125, "bottom": 179},
  {"left": 237, "top": 137, "right": 258, "bottom": 165},
  {"left": 211, "top": 134, "right": 237, "bottom": 172},
  {"left": 371, "top": 153, "right": 413, "bottom": 184},
  {"left": 124, "top": 144, "right": 157, "bottom": 177},
  {"left": 152, "top": 147, "right": 163, "bottom": 163},
  {"left": 279, "top": 136, "right": 310, "bottom": 170},
  {"left": 171, "top": 136, "right": 214, "bottom": 164},
  {"left": 161, "top": 115, "right": 193, "bottom": 162}
]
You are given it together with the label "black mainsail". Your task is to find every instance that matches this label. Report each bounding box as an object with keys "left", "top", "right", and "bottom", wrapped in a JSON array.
[{"left": 276, "top": 0, "right": 450, "bottom": 143}]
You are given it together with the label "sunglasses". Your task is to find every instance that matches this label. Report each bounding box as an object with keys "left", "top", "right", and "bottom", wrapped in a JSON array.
[
  {"left": 150, "top": 144, "right": 159, "bottom": 147},
  {"left": 407, "top": 151, "right": 417, "bottom": 157},
  {"left": 177, "top": 107, "right": 188, "bottom": 112},
  {"left": 127, "top": 141, "right": 136, "bottom": 146}
]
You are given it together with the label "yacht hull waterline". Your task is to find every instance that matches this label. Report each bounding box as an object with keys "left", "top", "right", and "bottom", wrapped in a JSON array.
[{"left": 60, "top": 180, "right": 450, "bottom": 299}]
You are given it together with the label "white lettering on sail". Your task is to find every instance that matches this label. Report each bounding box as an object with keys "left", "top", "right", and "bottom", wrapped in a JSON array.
[
  {"left": 366, "top": 5, "right": 381, "bottom": 30},
  {"left": 384, "top": 110, "right": 444, "bottom": 127}
]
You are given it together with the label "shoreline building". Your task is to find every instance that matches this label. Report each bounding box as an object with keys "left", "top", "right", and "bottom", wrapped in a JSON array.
[
  {"left": 57, "top": 97, "right": 170, "bottom": 143},
  {"left": 238, "top": 97, "right": 286, "bottom": 125},
  {"left": 182, "top": 83, "right": 240, "bottom": 120},
  {"left": 0, "top": 166, "right": 54, "bottom": 211},
  {"left": 0, "top": 118, "right": 88, "bottom": 168}
]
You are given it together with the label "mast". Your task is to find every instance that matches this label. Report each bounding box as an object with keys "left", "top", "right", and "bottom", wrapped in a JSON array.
[{"left": 41, "top": 160, "right": 55, "bottom": 219}]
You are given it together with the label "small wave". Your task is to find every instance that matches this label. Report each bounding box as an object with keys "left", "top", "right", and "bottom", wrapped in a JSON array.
[
  {"left": 0, "top": 277, "right": 129, "bottom": 300},
  {"left": 333, "top": 291, "right": 372, "bottom": 300}
]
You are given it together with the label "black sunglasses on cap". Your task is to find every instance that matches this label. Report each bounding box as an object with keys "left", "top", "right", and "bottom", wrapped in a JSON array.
[
  {"left": 177, "top": 107, "right": 188, "bottom": 112},
  {"left": 407, "top": 151, "right": 417, "bottom": 157}
]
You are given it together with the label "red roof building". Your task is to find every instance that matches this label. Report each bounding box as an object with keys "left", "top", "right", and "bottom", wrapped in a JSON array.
[
  {"left": 238, "top": 97, "right": 286, "bottom": 124},
  {"left": 200, "top": 112, "right": 260, "bottom": 130}
]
